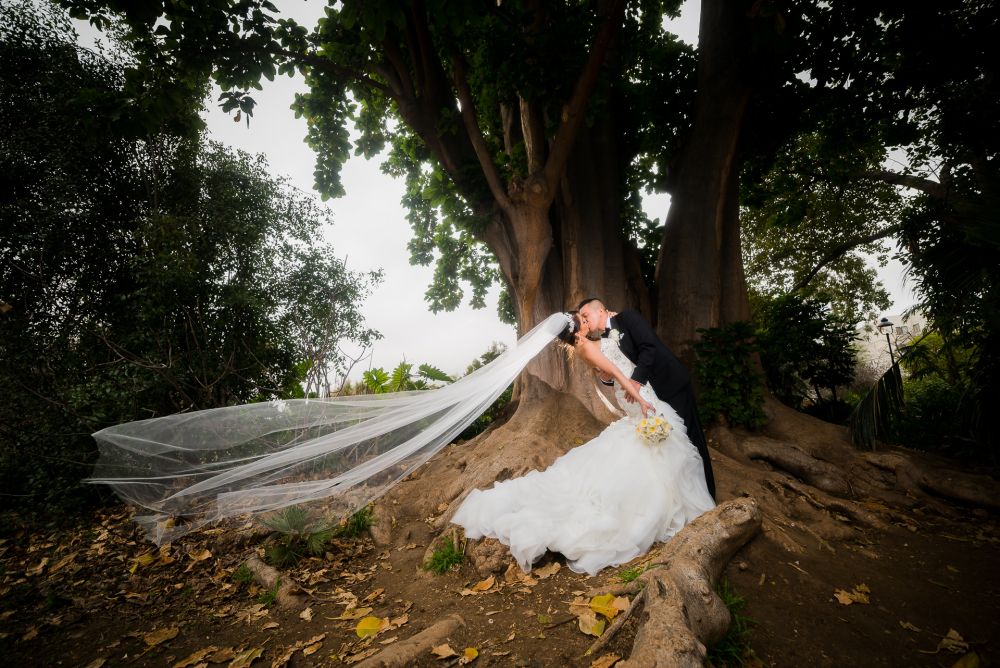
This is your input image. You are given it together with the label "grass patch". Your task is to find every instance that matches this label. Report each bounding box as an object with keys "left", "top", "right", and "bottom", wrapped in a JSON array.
[
  {"left": 335, "top": 506, "right": 374, "bottom": 538},
  {"left": 230, "top": 563, "right": 253, "bottom": 586},
  {"left": 617, "top": 565, "right": 644, "bottom": 583},
  {"left": 256, "top": 579, "right": 280, "bottom": 607},
  {"left": 707, "top": 578, "right": 757, "bottom": 667},
  {"left": 423, "top": 537, "right": 464, "bottom": 574}
]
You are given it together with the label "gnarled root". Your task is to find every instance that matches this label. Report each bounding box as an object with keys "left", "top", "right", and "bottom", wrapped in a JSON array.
[
  {"left": 355, "top": 614, "right": 465, "bottom": 668},
  {"left": 741, "top": 436, "right": 852, "bottom": 497},
  {"left": 243, "top": 555, "right": 307, "bottom": 609},
  {"left": 863, "top": 452, "right": 1000, "bottom": 510},
  {"left": 588, "top": 497, "right": 762, "bottom": 667}
]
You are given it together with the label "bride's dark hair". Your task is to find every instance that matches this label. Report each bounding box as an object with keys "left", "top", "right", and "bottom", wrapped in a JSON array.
[{"left": 557, "top": 311, "right": 582, "bottom": 345}]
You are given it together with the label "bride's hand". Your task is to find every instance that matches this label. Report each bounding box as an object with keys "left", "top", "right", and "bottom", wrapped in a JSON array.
[{"left": 639, "top": 398, "right": 654, "bottom": 417}]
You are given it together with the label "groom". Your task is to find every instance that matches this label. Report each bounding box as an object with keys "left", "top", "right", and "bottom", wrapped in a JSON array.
[{"left": 578, "top": 298, "right": 716, "bottom": 500}]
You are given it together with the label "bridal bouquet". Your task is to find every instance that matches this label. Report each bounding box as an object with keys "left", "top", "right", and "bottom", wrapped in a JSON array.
[{"left": 636, "top": 414, "right": 672, "bottom": 445}]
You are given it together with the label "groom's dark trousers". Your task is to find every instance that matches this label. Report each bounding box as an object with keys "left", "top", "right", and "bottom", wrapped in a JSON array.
[{"left": 608, "top": 310, "right": 717, "bottom": 500}]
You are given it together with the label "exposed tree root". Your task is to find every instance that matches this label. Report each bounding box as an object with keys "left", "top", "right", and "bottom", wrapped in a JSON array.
[
  {"left": 863, "top": 452, "right": 1000, "bottom": 510},
  {"left": 610, "top": 498, "right": 762, "bottom": 667},
  {"left": 354, "top": 614, "right": 465, "bottom": 668},
  {"left": 741, "top": 436, "right": 852, "bottom": 497},
  {"left": 243, "top": 555, "right": 307, "bottom": 609}
]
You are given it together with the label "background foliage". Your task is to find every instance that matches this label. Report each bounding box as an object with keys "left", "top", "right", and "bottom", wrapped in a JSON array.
[{"left": 0, "top": 2, "right": 379, "bottom": 513}]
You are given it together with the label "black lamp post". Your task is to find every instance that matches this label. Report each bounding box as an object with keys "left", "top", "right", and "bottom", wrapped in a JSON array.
[{"left": 878, "top": 317, "right": 895, "bottom": 366}]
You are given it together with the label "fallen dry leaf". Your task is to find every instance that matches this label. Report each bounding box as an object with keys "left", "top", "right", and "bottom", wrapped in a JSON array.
[
  {"left": 431, "top": 643, "right": 458, "bottom": 659},
  {"left": 577, "top": 609, "right": 606, "bottom": 637},
  {"left": 228, "top": 646, "right": 262, "bottom": 668},
  {"left": 343, "top": 647, "right": 379, "bottom": 664},
  {"left": 361, "top": 587, "right": 385, "bottom": 604},
  {"left": 82, "top": 660, "right": 106, "bottom": 668},
  {"left": 262, "top": 621, "right": 280, "bottom": 630},
  {"left": 459, "top": 647, "right": 478, "bottom": 665},
  {"left": 590, "top": 653, "right": 622, "bottom": 668},
  {"left": 171, "top": 646, "right": 217, "bottom": 668},
  {"left": 900, "top": 621, "right": 922, "bottom": 633},
  {"left": 951, "top": 652, "right": 981, "bottom": 668},
  {"left": 299, "top": 607, "right": 313, "bottom": 622},
  {"left": 460, "top": 575, "right": 496, "bottom": 596},
  {"left": 330, "top": 607, "right": 374, "bottom": 621},
  {"left": 833, "top": 584, "right": 870, "bottom": 605},
  {"left": 534, "top": 562, "right": 561, "bottom": 579},
  {"left": 27, "top": 557, "right": 50, "bottom": 576},
  {"left": 143, "top": 626, "right": 179, "bottom": 647}
]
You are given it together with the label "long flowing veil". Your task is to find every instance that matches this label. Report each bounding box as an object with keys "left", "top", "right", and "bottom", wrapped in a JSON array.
[{"left": 88, "top": 313, "right": 572, "bottom": 545}]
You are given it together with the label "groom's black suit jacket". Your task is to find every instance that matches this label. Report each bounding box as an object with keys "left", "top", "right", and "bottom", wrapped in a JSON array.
[{"left": 609, "top": 309, "right": 716, "bottom": 499}]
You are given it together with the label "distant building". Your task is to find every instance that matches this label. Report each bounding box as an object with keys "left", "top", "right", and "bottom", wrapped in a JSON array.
[{"left": 855, "top": 310, "right": 930, "bottom": 373}]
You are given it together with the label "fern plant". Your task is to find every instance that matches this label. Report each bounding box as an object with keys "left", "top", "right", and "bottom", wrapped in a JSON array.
[{"left": 263, "top": 505, "right": 334, "bottom": 567}]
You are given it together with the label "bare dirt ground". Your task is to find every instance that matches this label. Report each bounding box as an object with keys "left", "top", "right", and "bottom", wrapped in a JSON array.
[{"left": 2, "top": 442, "right": 998, "bottom": 667}]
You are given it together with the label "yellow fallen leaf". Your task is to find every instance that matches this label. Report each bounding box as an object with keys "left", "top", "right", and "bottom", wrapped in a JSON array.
[
  {"left": 143, "top": 626, "right": 179, "bottom": 647},
  {"left": 590, "top": 653, "right": 622, "bottom": 668},
  {"left": 355, "top": 616, "right": 386, "bottom": 639},
  {"left": 952, "top": 652, "right": 981, "bottom": 668},
  {"left": 459, "top": 647, "right": 478, "bottom": 665},
  {"left": 229, "top": 646, "right": 263, "bottom": 668},
  {"left": 471, "top": 575, "right": 495, "bottom": 592},
  {"left": 129, "top": 553, "right": 155, "bottom": 574},
  {"left": 833, "top": 584, "right": 870, "bottom": 605},
  {"left": 590, "top": 594, "right": 619, "bottom": 621},
  {"left": 431, "top": 643, "right": 458, "bottom": 659}
]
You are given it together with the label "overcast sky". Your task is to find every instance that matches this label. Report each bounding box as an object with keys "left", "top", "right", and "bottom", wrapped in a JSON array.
[{"left": 77, "top": 0, "right": 915, "bottom": 380}]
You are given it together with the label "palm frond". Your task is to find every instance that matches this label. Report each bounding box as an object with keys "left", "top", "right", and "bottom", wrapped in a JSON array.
[{"left": 848, "top": 362, "right": 904, "bottom": 450}]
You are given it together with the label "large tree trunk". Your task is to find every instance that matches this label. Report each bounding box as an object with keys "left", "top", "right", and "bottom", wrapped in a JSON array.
[
  {"left": 495, "top": 120, "right": 650, "bottom": 418},
  {"left": 654, "top": 0, "right": 755, "bottom": 368}
]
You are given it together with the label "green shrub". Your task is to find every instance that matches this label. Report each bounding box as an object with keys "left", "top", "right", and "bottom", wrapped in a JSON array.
[
  {"left": 694, "top": 322, "right": 767, "bottom": 428},
  {"left": 263, "top": 506, "right": 334, "bottom": 567},
  {"left": 335, "top": 506, "right": 375, "bottom": 539}
]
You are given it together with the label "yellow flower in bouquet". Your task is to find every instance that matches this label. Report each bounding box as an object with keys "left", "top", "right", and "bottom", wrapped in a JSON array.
[{"left": 636, "top": 414, "right": 672, "bottom": 445}]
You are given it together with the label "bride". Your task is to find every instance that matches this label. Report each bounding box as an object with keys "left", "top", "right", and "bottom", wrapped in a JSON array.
[
  {"left": 452, "top": 312, "right": 715, "bottom": 575},
  {"left": 88, "top": 311, "right": 713, "bottom": 561}
]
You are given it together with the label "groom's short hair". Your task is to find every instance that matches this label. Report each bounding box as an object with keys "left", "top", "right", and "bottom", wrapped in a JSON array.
[{"left": 577, "top": 297, "right": 604, "bottom": 310}]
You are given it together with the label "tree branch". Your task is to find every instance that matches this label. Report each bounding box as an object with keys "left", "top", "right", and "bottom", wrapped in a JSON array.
[
  {"left": 451, "top": 48, "right": 512, "bottom": 211},
  {"left": 866, "top": 170, "right": 946, "bottom": 199},
  {"left": 792, "top": 222, "right": 907, "bottom": 292},
  {"left": 519, "top": 94, "right": 546, "bottom": 175},
  {"left": 260, "top": 44, "right": 391, "bottom": 96},
  {"left": 540, "top": 0, "right": 627, "bottom": 197}
]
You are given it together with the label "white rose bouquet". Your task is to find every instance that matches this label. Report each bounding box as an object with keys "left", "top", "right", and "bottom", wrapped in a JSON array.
[{"left": 636, "top": 414, "right": 672, "bottom": 445}]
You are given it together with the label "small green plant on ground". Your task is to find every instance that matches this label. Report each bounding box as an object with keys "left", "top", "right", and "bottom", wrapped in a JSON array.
[
  {"left": 263, "top": 505, "right": 334, "bottom": 568},
  {"left": 335, "top": 505, "right": 374, "bottom": 538},
  {"left": 230, "top": 563, "right": 253, "bottom": 587},
  {"left": 617, "top": 565, "right": 644, "bottom": 583},
  {"left": 256, "top": 580, "right": 280, "bottom": 607},
  {"left": 423, "top": 537, "right": 464, "bottom": 574},
  {"left": 707, "top": 578, "right": 757, "bottom": 667}
]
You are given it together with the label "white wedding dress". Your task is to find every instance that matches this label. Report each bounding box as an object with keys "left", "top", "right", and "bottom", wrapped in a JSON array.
[{"left": 451, "top": 338, "right": 716, "bottom": 576}]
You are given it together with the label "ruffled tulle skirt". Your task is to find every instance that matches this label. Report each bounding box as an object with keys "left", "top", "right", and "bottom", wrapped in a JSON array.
[{"left": 451, "top": 417, "right": 715, "bottom": 576}]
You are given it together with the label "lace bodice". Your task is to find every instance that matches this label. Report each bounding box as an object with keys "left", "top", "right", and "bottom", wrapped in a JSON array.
[{"left": 600, "top": 337, "right": 662, "bottom": 420}]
